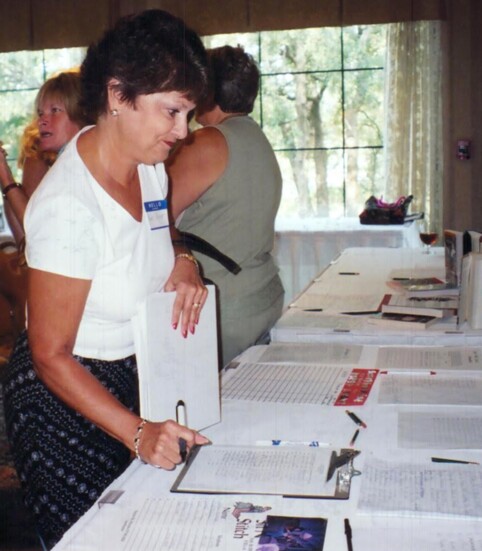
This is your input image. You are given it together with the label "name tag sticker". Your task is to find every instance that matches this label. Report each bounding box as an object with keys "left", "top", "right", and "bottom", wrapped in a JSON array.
[{"left": 144, "top": 199, "right": 169, "bottom": 230}]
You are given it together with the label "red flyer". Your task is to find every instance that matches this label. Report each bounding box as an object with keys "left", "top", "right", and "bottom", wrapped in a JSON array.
[{"left": 334, "top": 368, "right": 378, "bottom": 406}]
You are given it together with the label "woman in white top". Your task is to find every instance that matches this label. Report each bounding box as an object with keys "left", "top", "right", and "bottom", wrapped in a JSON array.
[{"left": 3, "top": 10, "right": 209, "bottom": 548}]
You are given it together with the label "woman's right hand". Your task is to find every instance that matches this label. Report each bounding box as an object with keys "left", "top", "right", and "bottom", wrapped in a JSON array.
[{"left": 134, "top": 418, "right": 210, "bottom": 469}]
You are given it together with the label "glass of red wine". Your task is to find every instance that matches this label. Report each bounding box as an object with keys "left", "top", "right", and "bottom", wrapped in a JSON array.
[{"left": 419, "top": 220, "right": 438, "bottom": 254}]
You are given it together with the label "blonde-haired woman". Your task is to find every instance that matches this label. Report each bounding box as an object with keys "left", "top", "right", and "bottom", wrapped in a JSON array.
[{"left": 1, "top": 69, "right": 92, "bottom": 245}]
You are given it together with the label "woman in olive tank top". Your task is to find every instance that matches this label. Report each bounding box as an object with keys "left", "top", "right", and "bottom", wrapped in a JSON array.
[{"left": 167, "top": 45, "right": 284, "bottom": 367}]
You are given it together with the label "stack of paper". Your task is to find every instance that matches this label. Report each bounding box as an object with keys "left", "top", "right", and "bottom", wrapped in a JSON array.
[{"left": 380, "top": 293, "right": 457, "bottom": 318}]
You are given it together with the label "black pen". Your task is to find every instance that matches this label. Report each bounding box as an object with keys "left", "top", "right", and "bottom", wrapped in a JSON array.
[
  {"left": 341, "top": 310, "right": 379, "bottom": 316},
  {"left": 345, "top": 410, "right": 367, "bottom": 428},
  {"left": 431, "top": 457, "right": 480, "bottom": 465},
  {"left": 339, "top": 272, "right": 360, "bottom": 276},
  {"left": 349, "top": 429, "right": 359, "bottom": 447},
  {"left": 344, "top": 518, "right": 353, "bottom": 551},
  {"left": 176, "top": 400, "right": 188, "bottom": 463},
  {"left": 303, "top": 308, "right": 323, "bottom": 312}
]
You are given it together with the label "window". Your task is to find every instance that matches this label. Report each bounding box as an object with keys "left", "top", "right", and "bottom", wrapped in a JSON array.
[
  {"left": 203, "top": 26, "right": 387, "bottom": 225},
  {"left": 1, "top": 25, "right": 440, "bottom": 233}
]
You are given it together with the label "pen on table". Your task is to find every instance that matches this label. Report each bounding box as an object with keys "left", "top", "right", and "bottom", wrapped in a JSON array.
[
  {"left": 303, "top": 308, "right": 323, "bottom": 312},
  {"left": 349, "top": 429, "right": 359, "bottom": 447},
  {"left": 431, "top": 457, "right": 480, "bottom": 465},
  {"left": 345, "top": 410, "right": 367, "bottom": 428},
  {"left": 341, "top": 310, "right": 379, "bottom": 316},
  {"left": 256, "top": 440, "right": 331, "bottom": 447},
  {"left": 339, "top": 272, "right": 360, "bottom": 276},
  {"left": 176, "top": 400, "right": 188, "bottom": 463},
  {"left": 344, "top": 518, "right": 353, "bottom": 551}
]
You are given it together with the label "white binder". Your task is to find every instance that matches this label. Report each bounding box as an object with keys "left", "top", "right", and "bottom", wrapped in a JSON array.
[{"left": 132, "top": 284, "right": 221, "bottom": 431}]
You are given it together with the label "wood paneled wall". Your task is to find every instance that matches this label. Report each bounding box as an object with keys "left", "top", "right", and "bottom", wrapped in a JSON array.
[
  {"left": 0, "top": 0, "right": 445, "bottom": 52},
  {"left": 444, "top": 0, "right": 482, "bottom": 232}
]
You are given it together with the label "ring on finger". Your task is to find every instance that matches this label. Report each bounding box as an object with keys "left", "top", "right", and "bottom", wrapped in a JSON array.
[{"left": 193, "top": 302, "right": 201, "bottom": 308}]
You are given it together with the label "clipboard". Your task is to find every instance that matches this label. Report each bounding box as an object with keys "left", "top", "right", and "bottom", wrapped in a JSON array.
[{"left": 170, "top": 445, "right": 361, "bottom": 500}]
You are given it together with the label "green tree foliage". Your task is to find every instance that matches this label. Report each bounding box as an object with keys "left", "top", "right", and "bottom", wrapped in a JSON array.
[
  {"left": 204, "top": 26, "right": 386, "bottom": 220},
  {"left": 0, "top": 34, "right": 386, "bottom": 231}
]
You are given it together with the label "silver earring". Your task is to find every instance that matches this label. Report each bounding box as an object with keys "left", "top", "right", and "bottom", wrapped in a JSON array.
[{"left": 110, "top": 109, "right": 119, "bottom": 117}]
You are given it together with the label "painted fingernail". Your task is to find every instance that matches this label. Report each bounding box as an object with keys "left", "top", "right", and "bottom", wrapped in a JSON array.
[
  {"left": 190, "top": 325, "right": 195, "bottom": 335},
  {"left": 182, "top": 329, "right": 187, "bottom": 338},
  {"left": 172, "top": 322, "right": 178, "bottom": 330}
]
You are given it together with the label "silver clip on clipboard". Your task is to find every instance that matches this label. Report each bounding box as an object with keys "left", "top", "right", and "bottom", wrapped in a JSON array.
[{"left": 326, "top": 449, "right": 362, "bottom": 499}]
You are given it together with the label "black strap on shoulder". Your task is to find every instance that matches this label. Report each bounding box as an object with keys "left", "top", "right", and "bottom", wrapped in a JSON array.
[{"left": 175, "top": 231, "right": 241, "bottom": 275}]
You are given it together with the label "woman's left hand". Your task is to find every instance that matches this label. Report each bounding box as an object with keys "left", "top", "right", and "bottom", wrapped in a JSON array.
[{"left": 164, "top": 255, "right": 208, "bottom": 337}]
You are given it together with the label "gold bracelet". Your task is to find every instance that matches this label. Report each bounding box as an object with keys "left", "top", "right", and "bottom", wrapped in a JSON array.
[
  {"left": 133, "top": 418, "right": 148, "bottom": 462},
  {"left": 175, "top": 252, "right": 199, "bottom": 271}
]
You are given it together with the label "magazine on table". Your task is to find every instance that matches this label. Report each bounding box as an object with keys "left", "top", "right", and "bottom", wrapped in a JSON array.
[
  {"left": 379, "top": 293, "right": 458, "bottom": 319},
  {"left": 368, "top": 312, "right": 439, "bottom": 330},
  {"left": 387, "top": 277, "right": 459, "bottom": 298}
]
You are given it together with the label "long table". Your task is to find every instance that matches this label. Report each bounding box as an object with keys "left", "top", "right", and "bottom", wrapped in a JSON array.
[
  {"left": 53, "top": 344, "right": 482, "bottom": 550},
  {"left": 274, "top": 219, "right": 421, "bottom": 305},
  {"left": 271, "top": 246, "right": 482, "bottom": 346},
  {"left": 51, "top": 246, "right": 482, "bottom": 550}
]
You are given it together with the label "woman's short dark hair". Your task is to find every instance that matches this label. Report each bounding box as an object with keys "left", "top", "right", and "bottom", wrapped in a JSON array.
[
  {"left": 80, "top": 9, "right": 208, "bottom": 120},
  {"left": 205, "top": 45, "right": 260, "bottom": 114}
]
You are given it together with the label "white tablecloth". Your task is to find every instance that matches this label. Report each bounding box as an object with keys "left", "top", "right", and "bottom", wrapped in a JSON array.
[
  {"left": 274, "top": 218, "right": 421, "bottom": 305},
  {"left": 53, "top": 340, "right": 482, "bottom": 551},
  {"left": 271, "top": 246, "right": 482, "bottom": 346}
]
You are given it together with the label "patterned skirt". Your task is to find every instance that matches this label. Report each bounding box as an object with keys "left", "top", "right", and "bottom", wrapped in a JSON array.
[{"left": 2, "top": 331, "right": 139, "bottom": 549}]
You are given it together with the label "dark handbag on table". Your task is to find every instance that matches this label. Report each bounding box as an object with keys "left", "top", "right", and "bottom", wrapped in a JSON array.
[{"left": 359, "top": 195, "right": 421, "bottom": 225}]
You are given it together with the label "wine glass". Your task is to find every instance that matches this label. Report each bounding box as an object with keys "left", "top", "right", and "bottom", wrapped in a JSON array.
[{"left": 419, "top": 219, "right": 438, "bottom": 254}]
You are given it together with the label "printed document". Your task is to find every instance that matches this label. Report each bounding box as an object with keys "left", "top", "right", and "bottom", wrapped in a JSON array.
[
  {"left": 222, "top": 362, "right": 352, "bottom": 404},
  {"left": 378, "top": 374, "right": 482, "bottom": 405},
  {"left": 398, "top": 412, "right": 482, "bottom": 449},
  {"left": 57, "top": 495, "right": 275, "bottom": 551},
  {"left": 376, "top": 346, "right": 482, "bottom": 372},
  {"left": 255, "top": 342, "right": 363, "bottom": 365},
  {"left": 354, "top": 526, "right": 482, "bottom": 551},
  {"left": 358, "top": 457, "right": 482, "bottom": 519},
  {"left": 171, "top": 445, "right": 338, "bottom": 498}
]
